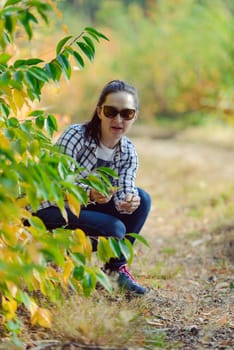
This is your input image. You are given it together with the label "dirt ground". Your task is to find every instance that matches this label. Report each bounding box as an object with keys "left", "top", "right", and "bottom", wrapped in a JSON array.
[{"left": 132, "top": 130, "right": 234, "bottom": 349}]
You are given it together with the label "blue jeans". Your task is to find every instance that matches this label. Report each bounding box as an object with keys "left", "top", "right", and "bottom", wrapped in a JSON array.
[{"left": 36, "top": 188, "right": 151, "bottom": 270}]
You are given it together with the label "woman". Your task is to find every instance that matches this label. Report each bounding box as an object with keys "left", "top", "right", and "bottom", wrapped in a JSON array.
[{"left": 36, "top": 80, "right": 151, "bottom": 294}]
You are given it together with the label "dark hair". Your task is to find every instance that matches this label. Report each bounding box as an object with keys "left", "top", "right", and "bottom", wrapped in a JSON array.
[{"left": 85, "top": 80, "right": 139, "bottom": 145}]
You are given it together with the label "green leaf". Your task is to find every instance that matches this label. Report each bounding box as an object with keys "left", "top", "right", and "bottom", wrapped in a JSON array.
[
  {"left": 96, "top": 269, "right": 112, "bottom": 292},
  {"left": 58, "top": 161, "right": 67, "bottom": 180},
  {"left": 44, "top": 114, "right": 57, "bottom": 137},
  {"left": 84, "top": 27, "right": 109, "bottom": 41},
  {"left": 18, "top": 290, "right": 31, "bottom": 310},
  {"left": 14, "top": 58, "right": 43, "bottom": 68},
  {"left": 35, "top": 115, "right": 45, "bottom": 129},
  {"left": 71, "top": 252, "right": 86, "bottom": 266},
  {"left": 28, "top": 216, "right": 46, "bottom": 232},
  {"left": 27, "top": 67, "right": 49, "bottom": 82},
  {"left": 82, "top": 270, "right": 96, "bottom": 296},
  {"left": 118, "top": 239, "right": 132, "bottom": 262},
  {"left": 127, "top": 233, "right": 150, "bottom": 247},
  {"left": 25, "top": 58, "right": 44, "bottom": 65},
  {"left": 4, "top": 0, "right": 21, "bottom": 6},
  {"left": 123, "top": 238, "right": 134, "bottom": 265},
  {"left": 97, "top": 237, "right": 115, "bottom": 262},
  {"left": 4, "top": 15, "right": 14, "bottom": 36},
  {"left": 0, "top": 103, "right": 10, "bottom": 117},
  {"left": 67, "top": 185, "right": 88, "bottom": 205},
  {"left": 76, "top": 42, "right": 94, "bottom": 62},
  {"left": 1, "top": 71, "right": 11, "bottom": 82},
  {"left": 72, "top": 50, "right": 85, "bottom": 68},
  {"left": 109, "top": 237, "right": 121, "bottom": 257},
  {"left": 73, "top": 266, "right": 84, "bottom": 280},
  {"left": 13, "top": 70, "right": 23, "bottom": 83},
  {"left": 45, "top": 61, "right": 61, "bottom": 81},
  {"left": 14, "top": 59, "right": 27, "bottom": 68},
  {"left": 37, "top": 8, "right": 48, "bottom": 24},
  {"left": 0, "top": 53, "right": 11, "bottom": 64},
  {"left": 83, "top": 35, "right": 95, "bottom": 54},
  {"left": 56, "top": 54, "right": 71, "bottom": 81},
  {"left": 56, "top": 35, "right": 72, "bottom": 55},
  {"left": 18, "top": 11, "right": 38, "bottom": 40},
  {"left": 28, "top": 110, "right": 45, "bottom": 117},
  {"left": 7, "top": 117, "right": 19, "bottom": 127},
  {"left": 96, "top": 167, "right": 118, "bottom": 178}
]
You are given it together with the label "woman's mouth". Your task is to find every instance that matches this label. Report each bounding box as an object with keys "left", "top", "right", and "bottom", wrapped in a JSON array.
[{"left": 111, "top": 126, "right": 123, "bottom": 132}]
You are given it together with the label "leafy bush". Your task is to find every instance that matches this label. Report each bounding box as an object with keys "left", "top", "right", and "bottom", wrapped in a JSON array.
[{"left": 0, "top": 0, "right": 143, "bottom": 343}]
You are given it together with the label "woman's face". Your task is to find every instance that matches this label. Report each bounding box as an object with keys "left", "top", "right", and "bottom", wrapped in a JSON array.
[{"left": 97, "top": 91, "right": 137, "bottom": 148}]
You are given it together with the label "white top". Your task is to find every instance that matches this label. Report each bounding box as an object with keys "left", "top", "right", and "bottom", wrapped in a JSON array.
[{"left": 96, "top": 142, "right": 116, "bottom": 166}]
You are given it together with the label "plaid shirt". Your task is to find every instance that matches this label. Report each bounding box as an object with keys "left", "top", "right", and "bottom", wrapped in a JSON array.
[{"left": 39, "top": 124, "right": 139, "bottom": 211}]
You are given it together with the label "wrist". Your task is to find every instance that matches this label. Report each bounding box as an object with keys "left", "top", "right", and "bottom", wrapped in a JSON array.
[{"left": 88, "top": 188, "right": 94, "bottom": 202}]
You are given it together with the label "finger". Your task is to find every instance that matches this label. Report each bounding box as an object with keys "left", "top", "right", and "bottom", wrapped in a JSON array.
[
  {"left": 131, "top": 195, "right": 140, "bottom": 202},
  {"left": 125, "top": 193, "right": 134, "bottom": 203}
]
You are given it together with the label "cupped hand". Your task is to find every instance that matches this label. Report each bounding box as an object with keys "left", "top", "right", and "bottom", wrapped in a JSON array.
[
  {"left": 90, "top": 188, "right": 115, "bottom": 204},
  {"left": 117, "top": 193, "right": 141, "bottom": 214}
]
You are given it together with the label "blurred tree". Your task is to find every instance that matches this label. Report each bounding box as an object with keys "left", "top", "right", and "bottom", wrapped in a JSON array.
[{"left": 43, "top": 0, "right": 234, "bottom": 124}]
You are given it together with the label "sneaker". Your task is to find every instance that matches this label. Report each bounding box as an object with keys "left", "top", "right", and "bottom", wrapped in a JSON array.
[{"left": 117, "top": 265, "right": 148, "bottom": 295}]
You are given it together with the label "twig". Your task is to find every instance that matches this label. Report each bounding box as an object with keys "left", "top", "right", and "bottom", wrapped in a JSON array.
[{"left": 61, "top": 343, "right": 128, "bottom": 350}]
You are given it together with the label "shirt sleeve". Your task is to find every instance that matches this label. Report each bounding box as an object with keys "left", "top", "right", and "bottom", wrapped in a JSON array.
[
  {"left": 55, "top": 125, "right": 91, "bottom": 195},
  {"left": 113, "top": 141, "right": 139, "bottom": 212},
  {"left": 55, "top": 125, "right": 83, "bottom": 171}
]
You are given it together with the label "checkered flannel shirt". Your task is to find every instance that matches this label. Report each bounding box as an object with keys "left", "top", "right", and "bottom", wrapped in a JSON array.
[{"left": 38, "top": 124, "right": 139, "bottom": 212}]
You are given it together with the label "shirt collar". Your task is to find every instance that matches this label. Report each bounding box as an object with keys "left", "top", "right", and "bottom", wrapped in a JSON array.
[{"left": 85, "top": 134, "right": 129, "bottom": 153}]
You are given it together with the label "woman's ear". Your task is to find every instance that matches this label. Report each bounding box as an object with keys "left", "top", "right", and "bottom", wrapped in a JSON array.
[
  {"left": 97, "top": 106, "right": 102, "bottom": 119},
  {"left": 134, "top": 110, "right": 138, "bottom": 121}
]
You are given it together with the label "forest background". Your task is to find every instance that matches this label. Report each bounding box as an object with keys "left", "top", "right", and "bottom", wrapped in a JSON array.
[{"left": 35, "top": 0, "right": 234, "bottom": 131}]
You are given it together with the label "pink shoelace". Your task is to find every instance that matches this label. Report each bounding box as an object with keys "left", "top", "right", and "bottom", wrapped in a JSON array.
[{"left": 118, "top": 265, "right": 136, "bottom": 283}]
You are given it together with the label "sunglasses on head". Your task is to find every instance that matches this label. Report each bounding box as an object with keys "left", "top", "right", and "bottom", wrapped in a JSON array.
[{"left": 102, "top": 105, "right": 136, "bottom": 120}]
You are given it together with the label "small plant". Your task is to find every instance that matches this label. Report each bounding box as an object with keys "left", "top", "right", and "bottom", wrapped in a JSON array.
[{"left": 0, "top": 0, "right": 126, "bottom": 340}]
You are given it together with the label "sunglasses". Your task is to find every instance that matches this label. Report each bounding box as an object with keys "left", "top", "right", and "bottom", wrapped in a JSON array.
[{"left": 102, "top": 105, "right": 136, "bottom": 120}]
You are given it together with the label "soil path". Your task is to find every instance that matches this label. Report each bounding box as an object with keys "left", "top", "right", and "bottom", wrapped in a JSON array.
[{"left": 133, "top": 136, "right": 234, "bottom": 349}]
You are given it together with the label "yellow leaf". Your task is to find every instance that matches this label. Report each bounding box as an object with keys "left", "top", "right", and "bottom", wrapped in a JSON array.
[
  {"left": 16, "top": 197, "right": 29, "bottom": 208},
  {"left": 66, "top": 192, "right": 81, "bottom": 217},
  {"left": 32, "top": 269, "right": 46, "bottom": 294},
  {"left": 30, "top": 274, "right": 40, "bottom": 290},
  {"left": 2, "top": 296, "right": 17, "bottom": 320},
  {"left": 13, "top": 89, "right": 25, "bottom": 110},
  {"left": 46, "top": 266, "right": 59, "bottom": 279},
  {"left": 31, "top": 307, "right": 52, "bottom": 328},
  {"left": 0, "top": 131, "right": 10, "bottom": 149},
  {"left": 6, "top": 281, "right": 18, "bottom": 298},
  {"left": 7, "top": 92, "right": 17, "bottom": 115},
  {"left": 72, "top": 229, "right": 92, "bottom": 258},
  {"left": 29, "top": 299, "right": 38, "bottom": 318},
  {"left": 63, "top": 259, "right": 74, "bottom": 284},
  {"left": 0, "top": 19, "right": 4, "bottom": 38},
  {"left": 1, "top": 223, "right": 18, "bottom": 246}
]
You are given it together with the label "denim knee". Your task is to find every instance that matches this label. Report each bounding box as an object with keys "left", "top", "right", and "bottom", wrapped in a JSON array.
[
  {"left": 110, "top": 219, "right": 126, "bottom": 239},
  {"left": 138, "top": 188, "right": 151, "bottom": 213}
]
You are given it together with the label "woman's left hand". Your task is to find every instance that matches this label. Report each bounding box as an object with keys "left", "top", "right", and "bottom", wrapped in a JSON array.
[
  {"left": 117, "top": 193, "right": 141, "bottom": 214},
  {"left": 89, "top": 188, "right": 114, "bottom": 204}
]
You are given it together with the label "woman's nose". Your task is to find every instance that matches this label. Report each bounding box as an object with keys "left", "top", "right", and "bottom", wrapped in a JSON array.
[{"left": 114, "top": 113, "right": 122, "bottom": 121}]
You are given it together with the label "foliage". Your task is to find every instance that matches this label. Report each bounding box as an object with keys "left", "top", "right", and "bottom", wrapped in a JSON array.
[
  {"left": 48, "top": 0, "right": 234, "bottom": 125},
  {"left": 0, "top": 0, "right": 146, "bottom": 343}
]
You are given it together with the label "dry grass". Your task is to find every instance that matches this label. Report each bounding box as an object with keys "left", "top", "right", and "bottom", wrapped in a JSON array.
[{"left": 1, "top": 124, "right": 234, "bottom": 349}]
